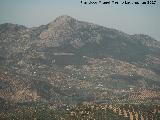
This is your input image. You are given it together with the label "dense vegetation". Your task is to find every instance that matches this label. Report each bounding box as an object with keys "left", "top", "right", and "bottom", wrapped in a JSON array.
[{"left": 0, "top": 103, "right": 160, "bottom": 120}]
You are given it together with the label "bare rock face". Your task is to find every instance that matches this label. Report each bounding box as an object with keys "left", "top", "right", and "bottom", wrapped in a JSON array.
[
  {"left": 39, "top": 15, "right": 105, "bottom": 48},
  {"left": 39, "top": 15, "right": 75, "bottom": 47}
]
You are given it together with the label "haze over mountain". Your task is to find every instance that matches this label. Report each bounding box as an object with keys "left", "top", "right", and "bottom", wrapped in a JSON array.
[{"left": 0, "top": 15, "right": 160, "bottom": 107}]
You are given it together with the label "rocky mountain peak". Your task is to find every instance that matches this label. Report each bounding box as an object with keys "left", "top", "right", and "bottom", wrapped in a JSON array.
[
  {"left": 48, "top": 15, "right": 76, "bottom": 27},
  {"left": 55, "top": 15, "right": 75, "bottom": 21}
]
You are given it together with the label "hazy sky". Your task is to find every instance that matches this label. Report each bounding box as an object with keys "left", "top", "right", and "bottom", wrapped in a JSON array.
[{"left": 0, "top": 0, "right": 160, "bottom": 40}]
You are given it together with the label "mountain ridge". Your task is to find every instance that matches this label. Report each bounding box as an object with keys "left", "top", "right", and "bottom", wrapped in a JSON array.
[{"left": 1, "top": 15, "right": 159, "bottom": 50}]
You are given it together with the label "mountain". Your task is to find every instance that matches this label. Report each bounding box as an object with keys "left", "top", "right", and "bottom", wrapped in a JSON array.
[{"left": 0, "top": 15, "right": 160, "bottom": 107}]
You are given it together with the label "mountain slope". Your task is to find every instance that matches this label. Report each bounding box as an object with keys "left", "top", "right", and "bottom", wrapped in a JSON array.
[{"left": 0, "top": 15, "right": 160, "bottom": 105}]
